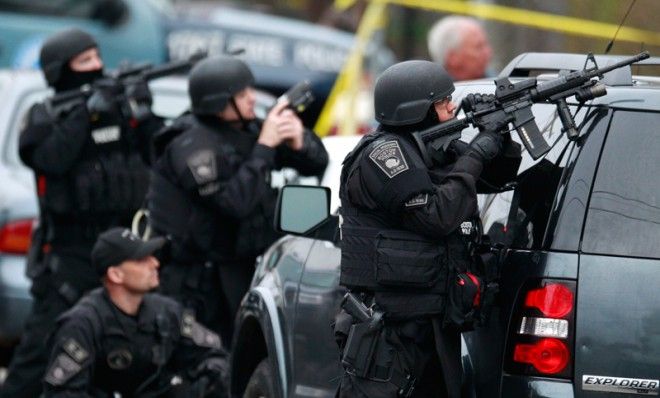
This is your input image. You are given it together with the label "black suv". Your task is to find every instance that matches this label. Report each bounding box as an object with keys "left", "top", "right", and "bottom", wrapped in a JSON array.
[{"left": 229, "top": 53, "right": 660, "bottom": 398}]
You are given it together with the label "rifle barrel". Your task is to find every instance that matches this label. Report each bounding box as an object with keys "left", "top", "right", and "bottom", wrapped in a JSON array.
[{"left": 588, "top": 51, "right": 650, "bottom": 78}]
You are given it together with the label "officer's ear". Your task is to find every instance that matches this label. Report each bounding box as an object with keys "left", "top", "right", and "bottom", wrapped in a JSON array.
[{"left": 106, "top": 265, "right": 124, "bottom": 284}]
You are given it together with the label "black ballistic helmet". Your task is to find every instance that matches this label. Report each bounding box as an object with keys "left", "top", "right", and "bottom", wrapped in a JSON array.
[
  {"left": 39, "top": 28, "right": 98, "bottom": 87},
  {"left": 374, "top": 60, "right": 454, "bottom": 126},
  {"left": 189, "top": 56, "right": 255, "bottom": 116}
]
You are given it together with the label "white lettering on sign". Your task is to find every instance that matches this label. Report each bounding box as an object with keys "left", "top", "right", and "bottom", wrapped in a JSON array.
[
  {"left": 293, "top": 42, "right": 347, "bottom": 73},
  {"left": 583, "top": 375, "right": 659, "bottom": 395},
  {"left": 167, "top": 30, "right": 225, "bottom": 60},
  {"left": 227, "top": 34, "right": 285, "bottom": 67}
]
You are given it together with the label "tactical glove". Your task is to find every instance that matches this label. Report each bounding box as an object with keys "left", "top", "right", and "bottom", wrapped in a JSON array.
[
  {"left": 86, "top": 79, "right": 122, "bottom": 122},
  {"left": 466, "top": 130, "right": 503, "bottom": 163},
  {"left": 124, "top": 78, "right": 154, "bottom": 122},
  {"left": 462, "top": 93, "right": 496, "bottom": 113},
  {"left": 463, "top": 93, "right": 512, "bottom": 133}
]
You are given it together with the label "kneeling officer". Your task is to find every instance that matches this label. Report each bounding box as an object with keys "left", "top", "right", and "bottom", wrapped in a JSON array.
[{"left": 43, "top": 228, "right": 229, "bottom": 397}]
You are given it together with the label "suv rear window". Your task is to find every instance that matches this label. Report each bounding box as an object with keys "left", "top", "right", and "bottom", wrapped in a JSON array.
[{"left": 582, "top": 110, "right": 660, "bottom": 258}]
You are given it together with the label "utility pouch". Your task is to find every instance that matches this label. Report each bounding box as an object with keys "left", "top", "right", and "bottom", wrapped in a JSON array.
[
  {"left": 444, "top": 271, "right": 483, "bottom": 332},
  {"left": 374, "top": 230, "right": 445, "bottom": 288}
]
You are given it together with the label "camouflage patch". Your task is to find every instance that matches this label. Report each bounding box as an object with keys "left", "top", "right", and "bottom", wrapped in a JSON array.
[
  {"left": 404, "top": 194, "right": 428, "bottom": 208},
  {"left": 63, "top": 338, "right": 89, "bottom": 363},
  {"left": 45, "top": 353, "right": 82, "bottom": 386},
  {"left": 369, "top": 140, "right": 409, "bottom": 178},
  {"left": 106, "top": 348, "right": 133, "bottom": 370},
  {"left": 187, "top": 150, "right": 217, "bottom": 185}
]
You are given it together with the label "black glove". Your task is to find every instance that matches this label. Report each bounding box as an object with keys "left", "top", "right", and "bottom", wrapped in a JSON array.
[
  {"left": 466, "top": 130, "right": 503, "bottom": 163},
  {"left": 86, "top": 79, "right": 122, "bottom": 124},
  {"left": 124, "top": 78, "right": 153, "bottom": 106},
  {"left": 462, "top": 93, "right": 496, "bottom": 113},
  {"left": 463, "top": 93, "right": 511, "bottom": 133},
  {"left": 123, "top": 78, "right": 153, "bottom": 122}
]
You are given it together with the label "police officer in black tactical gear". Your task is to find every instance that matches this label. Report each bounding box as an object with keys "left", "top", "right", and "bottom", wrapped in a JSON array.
[
  {"left": 148, "top": 56, "right": 328, "bottom": 344},
  {"left": 43, "top": 228, "right": 229, "bottom": 397},
  {"left": 335, "top": 60, "right": 521, "bottom": 398},
  {"left": 2, "top": 28, "right": 162, "bottom": 398}
]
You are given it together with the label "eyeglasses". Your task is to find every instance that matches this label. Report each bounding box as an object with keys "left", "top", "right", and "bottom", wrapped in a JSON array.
[{"left": 436, "top": 95, "right": 452, "bottom": 105}]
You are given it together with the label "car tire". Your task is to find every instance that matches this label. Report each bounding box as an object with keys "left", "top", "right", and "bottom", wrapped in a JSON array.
[{"left": 243, "top": 358, "right": 277, "bottom": 398}]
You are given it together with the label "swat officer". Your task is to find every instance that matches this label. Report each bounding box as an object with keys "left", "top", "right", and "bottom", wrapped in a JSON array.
[
  {"left": 335, "top": 60, "right": 520, "bottom": 397},
  {"left": 2, "top": 28, "right": 161, "bottom": 397},
  {"left": 148, "top": 56, "right": 328, "bottom": 344},
  {"left": 43, "top": 227, "right": 228, "bottom": 397}
]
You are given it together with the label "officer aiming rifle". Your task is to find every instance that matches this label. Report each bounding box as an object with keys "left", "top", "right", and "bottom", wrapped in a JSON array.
[
  {"left": 412, "top": 51, "right": 650, "bottom": 164},
  {"left": 47, "top": 51, "right": 207, "bottom": 122}
]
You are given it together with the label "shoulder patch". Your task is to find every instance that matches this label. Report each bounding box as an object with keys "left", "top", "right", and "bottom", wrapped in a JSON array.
[
  {"left": 62, "top": 338, "right": 89, "bottom": 364},
  {"left": 187, "top": 149, "right": 217, "bottom": 185},
  {"left": 181, "top": 311, "right": 221, "bottom": 349},
  {"left": 44, "top": 353, "right": 83, "bottom": 386},
  {"left": 368, "top": 140, "right": 409, "bottom": 178},
  {"left": 404, "top": 193, "right": 428, "bottom": 208}
]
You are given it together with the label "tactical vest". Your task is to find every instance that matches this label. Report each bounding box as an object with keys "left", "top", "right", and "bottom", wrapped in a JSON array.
[
  {"left": 339, "top": 130, "right": 471, "bottom": 318},
  {"left": 59, "top": 289, "right": 178, "bottom": 396},
  {"left": 31, "top": 103, "right": 149, "bottom": 237}
]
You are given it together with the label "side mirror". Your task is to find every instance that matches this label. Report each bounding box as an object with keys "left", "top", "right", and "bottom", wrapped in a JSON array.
[{"left": 275, "top": 185, "right": 330, "bottom": 235}]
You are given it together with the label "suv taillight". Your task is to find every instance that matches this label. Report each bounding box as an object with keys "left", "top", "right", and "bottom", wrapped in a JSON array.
[
  {"left": 505, "top": 279, "right": 576, "bottom": 378},
  {"left": 0, "top": 219, "right": 34, "bottom": 254}
]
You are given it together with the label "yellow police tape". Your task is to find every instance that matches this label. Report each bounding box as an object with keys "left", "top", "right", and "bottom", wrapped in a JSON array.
[
  {"left": 380, "top": 0, "right": 660, "bottom": 44},
  {"left": 317, "top": 0, "right": 660, "bottom": 136},
  {"left": 315, "top": 2, "right": 387, "bottom": 137}
]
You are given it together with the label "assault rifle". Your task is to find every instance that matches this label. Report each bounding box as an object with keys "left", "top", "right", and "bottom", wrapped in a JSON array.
[
  {"left": 47, "top": 51, "right": 207, "bottom": 118},
  {"left": 412, "top": 51, "right": 650, "bottom": 163}
]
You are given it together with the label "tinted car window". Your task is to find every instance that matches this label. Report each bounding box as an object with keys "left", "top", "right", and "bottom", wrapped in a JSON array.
[
  {"left": 475, "top": 102, "right": 582, "bottom": 250},
  {"left": 582, "top": 110, "right": 660, "bottom": 258}
]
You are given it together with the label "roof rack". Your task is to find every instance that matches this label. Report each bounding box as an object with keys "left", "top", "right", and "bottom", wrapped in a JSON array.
[{"left": 499, "top": 52, "right": 660, "bottom": 86}]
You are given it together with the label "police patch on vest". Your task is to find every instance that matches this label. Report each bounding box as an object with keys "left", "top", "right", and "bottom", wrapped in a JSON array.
[
  {"left": 91, "top": 125, "right": 121, "bottom": 144},
  {"left": 404, "top": 193, "right": 428, "bottom": 208},
  {"left": 369, "top": 140, "right": 409, "bottom": 178},
  {"left": 63, "top": 338, "right": 89, "bottom": 363},
  {"left": 460, "top": 221, "right": 474, "bottom": 235},
  {"left": 107, "top": 348, "right": 133, "bottom": 370},
  {"left": 187, "top": 150, "right": 217, "bottom": 185},
  {"left": 45, "top": 353, "right": 82, "bottom": 386}
]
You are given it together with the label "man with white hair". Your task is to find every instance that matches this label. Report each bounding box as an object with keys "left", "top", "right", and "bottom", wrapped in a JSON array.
[{"left": 427, "top": 15, "right": 493, "bottom": 81}]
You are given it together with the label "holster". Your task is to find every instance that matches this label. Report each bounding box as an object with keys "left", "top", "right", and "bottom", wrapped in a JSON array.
[{"left": 338, "top": 297, "right": 416, "bottom": 397}]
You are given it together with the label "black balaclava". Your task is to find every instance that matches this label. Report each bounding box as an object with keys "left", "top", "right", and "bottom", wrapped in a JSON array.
[
  {"left": 54, "top": 67, "right": 104, "bottom": 93},
  {"left": 39, "top": 28, "right": 103, "bottom": 92}
]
